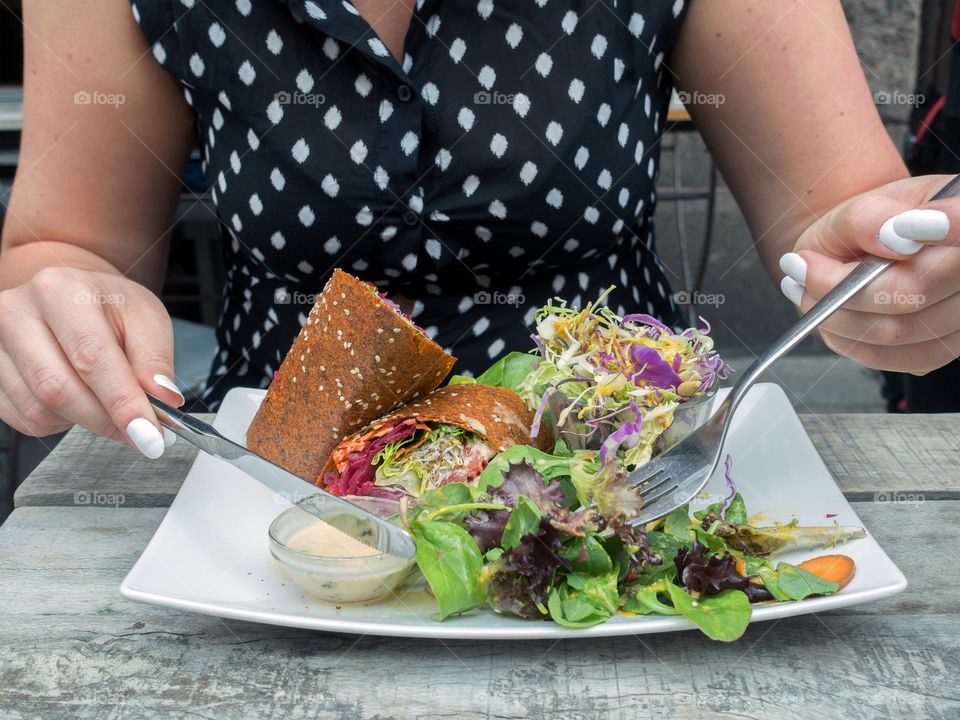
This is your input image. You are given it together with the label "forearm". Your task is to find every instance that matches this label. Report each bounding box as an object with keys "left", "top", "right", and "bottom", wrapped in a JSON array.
[{"left": 671, "top": 0, "right": 909, "bottom": 280}]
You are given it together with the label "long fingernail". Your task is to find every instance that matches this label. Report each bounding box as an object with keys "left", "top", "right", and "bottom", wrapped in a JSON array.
[
  {"left": 153, "top": 373, "right": 184, "bottom": 403},
  {"left": 779, "top": 252, "right": 807, "bottom": 285},
  {"left": 162, "top": 427, "right": 177, "bottom": 447},
  {"left": 878, "top": 217, "right": 922, "bottom": 255},
  {"left": 892, "top": 209, "right": 949, "bottom": 242},
  {"left": 780, "top": 276, "right": 804, "bottom": 306},
  {"left": 126, "top": 418, "right": 165, "bottom": 459}
]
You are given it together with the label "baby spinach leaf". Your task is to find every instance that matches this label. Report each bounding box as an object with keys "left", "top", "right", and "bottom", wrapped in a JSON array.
[
  {"left": 758, "top": 562, "right": 839, "bottom": 601},
  {"left": 547, "top": 571, "right": 620, "bottom": 628},
  {"left": 501, "top": 495, "right": 542, "bottom": 549},
  {"left": 665, "top": 583, "right": 752, "bottom": 642},
  {"left": 724, "top": 493, "right": 748, "bottom": 525},
  {"left": 449, "top": 352, "right": 542, "bottom": 393},
  {"left": 621, "top": 581, "right": 680, "bottom": 615},
  {"left": 692, "top": 525, "right": 730, "bottom": 555},
  {"left": 560, "top": 533, "right": 614, "bottom": 575},
  {"left": 664, "top": 505, "right": 693, "bottom": 538},
  {"left": 409, "top": 520, "right": 486, "bottom": 620},
  {"left": 412, "top": 482, "right": 486, "bottom": 521}
]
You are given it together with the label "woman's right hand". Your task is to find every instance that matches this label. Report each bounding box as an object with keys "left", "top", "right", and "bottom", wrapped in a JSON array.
[{"left": 0, "top": 267, "right": 185, "bottom": 458}]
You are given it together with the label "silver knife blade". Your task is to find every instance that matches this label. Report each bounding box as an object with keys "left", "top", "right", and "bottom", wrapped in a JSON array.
[{"left": 146, "top": 394, "right": 416, "bottom": 559}]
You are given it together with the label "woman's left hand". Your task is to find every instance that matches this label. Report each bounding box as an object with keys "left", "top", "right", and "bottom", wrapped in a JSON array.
[{"left": 780, "top": 174, "right": 960, "bottom": 375}]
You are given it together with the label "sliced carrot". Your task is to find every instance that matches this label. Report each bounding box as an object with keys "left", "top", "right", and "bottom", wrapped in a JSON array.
[
  {"left": 797, "top": 554, "right": 855, "bottom": 589},
  {"left": 734, "top": 558, "right": 747, "bottom": 578}
]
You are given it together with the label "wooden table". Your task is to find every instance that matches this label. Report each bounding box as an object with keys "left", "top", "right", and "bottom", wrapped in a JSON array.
[{"left": 2, "top": 415, "right": 959, "bottom": 719}]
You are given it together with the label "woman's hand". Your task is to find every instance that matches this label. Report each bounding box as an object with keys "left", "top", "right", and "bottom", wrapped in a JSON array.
[
  {"left": 780, "top": 174, "right": 960, "bottom": 375},
  {"left": 0, "top": 268, "right": 184, "bottom": 457}
]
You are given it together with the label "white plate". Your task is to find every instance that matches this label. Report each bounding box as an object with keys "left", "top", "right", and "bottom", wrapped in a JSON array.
[{"left": 121, "top": 383, "right": 906, "bottom": 639}]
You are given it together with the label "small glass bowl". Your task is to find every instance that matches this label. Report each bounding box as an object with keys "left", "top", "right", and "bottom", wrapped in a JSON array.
[
  {"left": 547, "top": 390, "right": 716, "bottom": 456},
  {"left": 269, "top": 495, "right": 415, "bottom": 605}
]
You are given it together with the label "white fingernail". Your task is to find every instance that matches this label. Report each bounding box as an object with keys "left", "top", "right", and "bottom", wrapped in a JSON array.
[
  {"left": 780, "top": 276, "right": 804, "bottom": 306},
  {"left": 878, "top": 217, "right": 922, "bottom": 255},
  {"left": 162, "top": 427, "right": 177, "bottom": 447},
  {"left": 892, "top": 209, "right": 950, "bottom": 242},
  {"left": 126, "top": 418, "right": 165, "bottom": 459},
  {"left": 778, "top": 252, "right": 807, "bottom": 285},
  {"left": 153, "top": 373, "right": 185, "bottom": 403}
]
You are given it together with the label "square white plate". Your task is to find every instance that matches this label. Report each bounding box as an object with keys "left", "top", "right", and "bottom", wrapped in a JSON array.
[{"left": 121, "top": 383, "right": 906, "bottom": 639}]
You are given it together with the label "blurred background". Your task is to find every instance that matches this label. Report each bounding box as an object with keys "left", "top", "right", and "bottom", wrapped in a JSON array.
[{"left": 0, "top": 0, "right": 958, "bottom": 521}]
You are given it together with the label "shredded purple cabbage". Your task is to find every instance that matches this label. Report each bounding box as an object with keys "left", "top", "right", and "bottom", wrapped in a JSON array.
[
  {"left": 628, "top": 345, "right": 683, "bottom": 388},
  {"left": 599, "top": 400, "right": 642, "bottom": 467},
  {"left": 622, "top": 313, "right": 671, "bottom": 335},
  {"left": 720, "top": 454, "right": 736, "bottom": 516}
]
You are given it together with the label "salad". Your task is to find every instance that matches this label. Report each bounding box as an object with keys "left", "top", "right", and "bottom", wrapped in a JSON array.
[
  {"left": 395, "top": 291, "right": 864, "bottom": 641},
  {"left": 404, "top": 442, "right": 862, "bottom": 640},
  {"left": 518, "top": 289, "right": 734, "bottom": 468}
]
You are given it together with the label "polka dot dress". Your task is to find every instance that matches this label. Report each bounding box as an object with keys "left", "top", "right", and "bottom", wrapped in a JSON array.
[{"left": 131, "top": 0, "right": 690, "bottom": 408}]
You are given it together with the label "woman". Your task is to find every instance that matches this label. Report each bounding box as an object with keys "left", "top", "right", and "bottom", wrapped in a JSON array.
[{"left": 0, "top": 0, "right": 956, "bottom": 459}]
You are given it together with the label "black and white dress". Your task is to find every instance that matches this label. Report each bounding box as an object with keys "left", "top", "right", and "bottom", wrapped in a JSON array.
[{"left": 132, "top": 0, "right": 690, "bottom": 408}]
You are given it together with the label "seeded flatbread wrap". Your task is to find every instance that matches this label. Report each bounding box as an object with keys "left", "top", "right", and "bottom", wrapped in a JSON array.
[
  {"left": 246, "top": 269, "right": 456, "bottom": 481},
  {"left": 319, "top": 383, "right": 554, "bottom": 499}
]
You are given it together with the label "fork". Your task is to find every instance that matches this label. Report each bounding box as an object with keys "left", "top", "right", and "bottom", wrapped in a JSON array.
[{"left": 626, "top": 174, "right": 960, "bottom": 526}]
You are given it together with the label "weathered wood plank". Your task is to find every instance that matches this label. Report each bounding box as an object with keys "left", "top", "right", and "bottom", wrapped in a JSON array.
[
  {"left": 800, "top": 414, "right": 960, "bottom": 499},
  {"left": 0, "top": 503, "right": 956, "bottom": 720},
  {"left": 15, "top": 414, "right": 960, "bottom": 509},
  {"left": 13, "top": 420, "right": 206, "bottom": 508}
]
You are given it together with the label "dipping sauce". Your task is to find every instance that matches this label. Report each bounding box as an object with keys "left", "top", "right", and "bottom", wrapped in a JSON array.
[
  {"left": 268, "top": 496, "right": 416, "bottom": 605},
  {"left": 287, "top": 519, "right": 380, "bottom": 559}
]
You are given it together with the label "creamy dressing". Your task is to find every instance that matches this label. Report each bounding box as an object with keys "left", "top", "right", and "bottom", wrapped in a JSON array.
[{"left": 287, "top": 520, "right": 380, "bottom": 558}]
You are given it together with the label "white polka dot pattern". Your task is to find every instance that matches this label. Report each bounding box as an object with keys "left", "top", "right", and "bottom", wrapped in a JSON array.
[{"left": 129, "top": 0, "right": 689, "bottom": 407}]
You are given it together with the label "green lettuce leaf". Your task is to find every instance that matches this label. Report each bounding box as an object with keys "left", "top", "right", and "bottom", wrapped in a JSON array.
[
  {"left": 758, "top": 562, "right": 840, "bottom": 601},
  {"left": 409, "top": 520, "right": 486, "bottom": 620},
  {"left": 665, "top": 583, "right": 752, "bottom": 641},
  {"left": 547, "top": 571, "right": 620, "bottom": 628},
  {"left": 500, "top": 495, "right": 542, "bottom": 550},
  {"left": 449, "top": 352, "right": 541, "bottom": 393}
]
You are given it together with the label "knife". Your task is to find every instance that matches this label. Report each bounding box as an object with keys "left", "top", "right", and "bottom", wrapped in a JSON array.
[{"left": 146, "top": 394, "right": 416, "bottom": 560}]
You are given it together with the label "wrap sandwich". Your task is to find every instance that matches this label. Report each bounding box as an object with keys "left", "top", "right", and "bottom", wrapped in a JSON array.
[
  {"left": 246, "top": 269, "right": 456, "bottom": 481},
  {"left": 320, "top": 383, "right": 553, "bottom": 499}
]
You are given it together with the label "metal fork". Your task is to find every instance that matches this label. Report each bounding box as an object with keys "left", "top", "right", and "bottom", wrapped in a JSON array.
[{"left": 626, "top": 174, "right": 960, "bottom": 525}]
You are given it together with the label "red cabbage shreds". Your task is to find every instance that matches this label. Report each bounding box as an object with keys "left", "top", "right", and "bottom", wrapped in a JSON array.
[
  {"left": 599, "top": 400, "right": 642, "bottom": 467},
  {"left": 674, "top": 541, "right": 770, "bottom": 601},
  {"left": 628, "top": 345, "right": 683, "bottom": 388},
  {"left": 622, "top": 313, "right": 671, "bottom": 336},
  {"left": 720, "top": 455, "right": 736, "bottom": 516},
  {"left": 323, "top": 421, "right": 417, "bottom": 497},
  {"left": 485, "top": 519, "right": 568, "bottom": 618}
]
